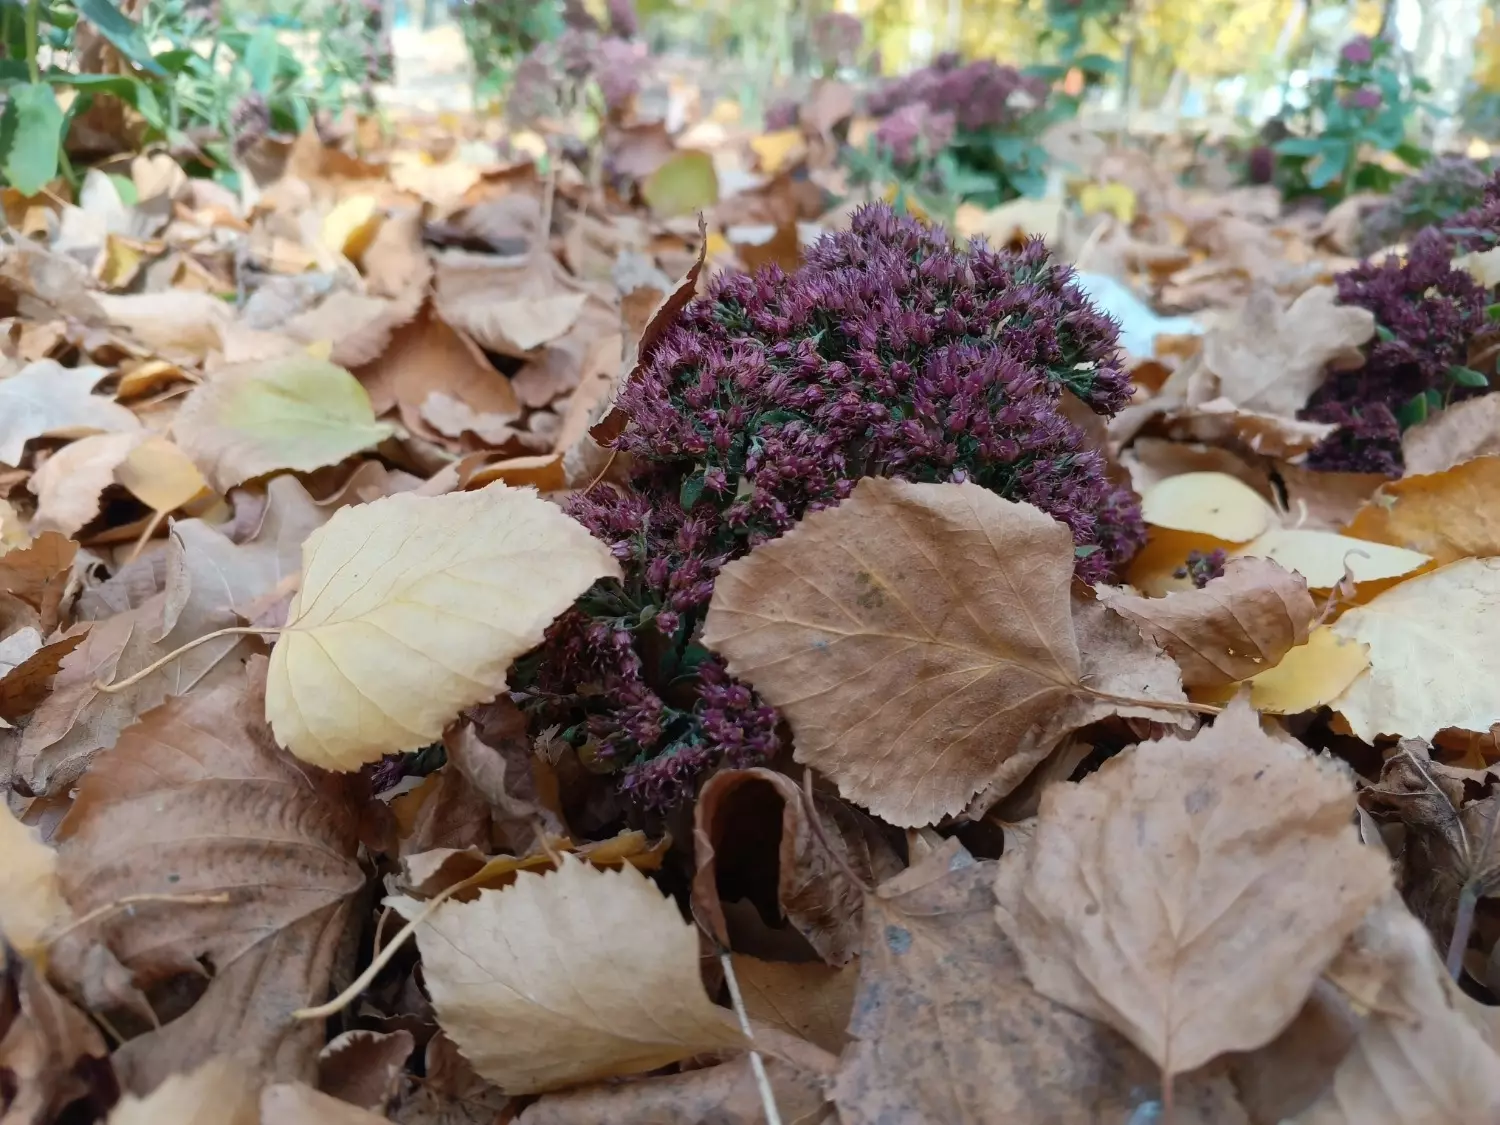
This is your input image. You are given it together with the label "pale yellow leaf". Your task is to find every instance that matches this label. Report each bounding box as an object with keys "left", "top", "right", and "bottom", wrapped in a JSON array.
[
  {"left": 1249, "top": 626, "right": 1370, "bottom": 715},
  {"left": 954, "top": 197, "right": 1062, "bottom": 245},
  {"left": 114, "top": 435, "right": 211, "bottom": 513},
  {"left": 265, "top": 484, "right": 620, "bottom": 770},
  {"left": 106, "top": 1055, "right": 259, "bottom": 1125},
  {"left": 1233, "top": 528, "right": 1429, "bottom": 588},
  {"left": 260, "top": 1082, "right": 392, "bottom": 1124},
  {"left": 1078, "top": 182, "right": 1137, "bottom": 223},
  {"left": 702, "top": 478, "right": 1186, "bottom": 827},
  {"left": 172, "top": 355, "right": 393, "bottom": 492},
  {"left": 1329, "top": 558, "right": 1500, "bottom": 742},
  {"left": 1140, "top": 471, "right": 1275, "bottom": 541},
  {"left": 417, "top": 854, "right": 746, "bottom": 1093},
  {"left": 995, "top": 698, "right": 1392, "bottom": 1078},
  {"left": 29, "top": 431, "right": 143, "bottom": 536},
  {"left": 321, "top": 194, "right": 382, "bottom": 263},
  {"left": 0, "top": 360, "right": 142, "bottom": 467},
  {"left": 0, "top": 802, "right": 69, "bottom": 961}
]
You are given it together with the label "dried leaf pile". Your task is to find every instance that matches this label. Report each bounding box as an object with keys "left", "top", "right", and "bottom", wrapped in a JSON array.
[{"left": 1, "top": 92, "right": 1500, "bottom": 1125}]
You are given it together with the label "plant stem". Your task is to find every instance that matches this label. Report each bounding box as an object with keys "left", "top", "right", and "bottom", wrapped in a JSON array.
[{"left": 25, "top": 0, "right": 39, "bottom": 84}]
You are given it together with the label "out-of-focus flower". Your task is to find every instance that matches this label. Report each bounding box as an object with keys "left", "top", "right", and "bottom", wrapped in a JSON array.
[
  {"left": 1360, "top": 155, "right": 1494, "bottom": 255},
  {"left": 1340, "top": 36, "right": 1374, "bottom": 65},
  {"left": 809, "top": 11, "right": 863, "bottom": 70},
  {"left": 764, "top": 98, "right": 799, "bottom": 131},
  {"left": 605, "top": 0, "right": 638, "bottom": 39},
  {"left": 873, "top": 103, "right": 955, "bottom": 165},
  {"left": 229, "top": 93, "right": 271, "bottom": 157},
  {"left": 1175, "top": 548, "right": 1228, "bottom": 589},
  {"left": 1341, "top": 86, "right": 1382, "bottom": 111}
]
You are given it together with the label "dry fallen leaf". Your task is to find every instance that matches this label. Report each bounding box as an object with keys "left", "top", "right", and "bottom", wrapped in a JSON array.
[
  {"left": 0, "top": 802, "right": 70, "bottom": 960},
  {"left": 416, "top": 853, "right": 747, "bottom": 1094},
  {"left": 1249, "top": 626, "right": 1371, "bottom": 715},
  {"left": 0, "top": 360, "right": 142, "bottom": 467},
  {"left": 1329, "top": 558, "right": 1500, "bottom": 742},
  {"left": 834, "top": 839, "right": 1248, "bottom": 1125},
  {"left": 29, "top": 431, "right": 143, "bottom": 536},
  {"left": 1140, "top": 471, "right": 1277, "bottom": 541},
  {"left": 1199, "top": 285, "right": 1373, "bottom": 416},
  {"left": 1402, "top": 394, "right": 1500, "bottom": 475},
  {"left": 1099, "top": 557, "right": 1315, "bottom": 686},
  {"left": 106, "top": 1055, "right": 260, "bottom": 1125},
  {"left": 1343, "top": 456, "right": 1500, "bottom": 565},
  {"left": 734, "top": 956, "right": 857, "bottom": 1056},
  {"left": 114, "top": 434, "right": 211, "bottom": 515},
  {"left": 261, "top": 1082, "right": 395, "bottom": 1124},
  {"left": 1233, "top": 527, "right": 1429, "bottom": 588},
  {"left": 265, "top": 483, "right": 621, "bottom": 770},
  {"left": 317, "top": 1028, "right": 414, "bottom": 1112},
  {"left": 1291, "top": 898, "right": 1500, "bottom": 1124},
  {"left": 994, "top": 698, "right": 1392, "bottom": 1078},
  {"left": 703, "top": 477, "right": 1188, "bottom": 826},
  {"left": 173, "top": 354, "right": 394, "bottom": 492},
  {"left": 0, "top": 959, "right": 111, "bottom": 1125}
]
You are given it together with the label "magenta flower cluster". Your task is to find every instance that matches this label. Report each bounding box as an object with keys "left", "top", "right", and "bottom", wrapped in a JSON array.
[
  {"left": 1303, "top": 226, "right": 1493, "bottom": 474},
  {"left": 1446, "top": 168, "right": 1500, "bottom": 251},
  {"left": 518, "top": 204, "right": 1144, "bottom": 808},
  {"left": 872, "top": 102, "right": 957, "bottom": 165},
  {"left": 509, "top": 25, "right": 644, "bottom": 120},
  {"left": 868, "top": 52, "right": 1049, "bottom": 138}
]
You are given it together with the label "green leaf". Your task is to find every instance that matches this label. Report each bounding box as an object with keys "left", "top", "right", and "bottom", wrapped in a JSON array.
[
  {"left": 1306, "top": 149, "right": 1349, "bottom": 191},
  {"left": 50, "top": 72, "right": 165, "bottom": 130},
  {"left": 641, "top": 150, "right": 718, "bottom": 219},
  {"left": 243, "top": 24, "right": 278, "bottom": 94},
  {"left": 1072, "top": 53, "right": 1117, "bottom": 75},
  {"left": 679, "top": 470, "right": 706, "bottom": 510},
  {"left": 74, "top": 0, "right": 166, "bottom": 75},
  {"left": 0, "top": 83, "right": 63, "bottom": 197},
  {"left": 1449, "top": 365, "right": 1490, "bottom": 389},
  {"left": 1272, "top": 137, "right": 1325, "bottom": 158},
  {"left": 1487, "top": 304, "right": 1500, "bottom": 322},
  {"left": 1375, "top": 324, "right": 1396, "bottom": 343},
  {"left": 1396, "top": 388, "right": 1443, "bottom": 428}
]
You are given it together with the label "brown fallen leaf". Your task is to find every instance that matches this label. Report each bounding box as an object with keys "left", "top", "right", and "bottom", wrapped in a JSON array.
[
  {"left": 386, "top": 1030, "right": 513, "bottom": 1124},
  {"left": 262, "top": 1081, "right": 395, "bottom": 1124},
  {"left": 106, "top": 1055, "right": 259, "bottom": 1125},
  {"left": 444, "top": 699, "right": 565, "bottom": 851},
  {"left": 1198, "top": 285, "right": 1374, "bottom": 416},
  {"left": 994, "top": 698, "right": 1392, "bottom": 1079},
  {"left": 1275, "top": 463, "right": 1390, "bottom": 532},
  {"left": 1343, "top": 456, "right": 1500, "bottom": 565},
  {"left": 96, "top": 291, "right": 233, "bottom": 364},
  {"left": 354, "top": 304, "right": 520, "bottom": 438},
  {"left": 29, "top": 431, "right": 143, "bottom": 536},
  {"left": 1290, "top": 898, "right": 1500, "bottom": 1124},
  {"left": 317, "top": 1028, "right": 413, "bottom": 1112},
  {"left": 734, "top": 956, "right": 857, "bottom": 1056},
  {"left": 1099, "top": 557, "right": 1315, "bottom": 686},
  {"left": 834, "top": 838, "right": 1249, "bottom": 1125},
  {"left": 1226, "top": 983, "right": 1362, "bottom": 1125},
  {"left": 52, "top": 664, "right": 364, "bottom": 1090},
  {"left": 702, "top": 478, "right": 1191, "bottom": 826},
  {"left": 285, "top": 285, "right": 426, "bottom": 370},
  {"left": 0, "top": 360, "right": 142, "bottom": 468},
  {"left": 518, "top": 1057, "right": 834, "bottom": 1125},
  {"left": 416, "top": 853, "right": 747, "bottom": 1094},
  {"left": 433, "top": 249, "right": 602, "bottom": 358},
  {"left": 1402, "top": 394, "right": 1500, "bottom": 475},
  {"left": 0, "top": 531, "right": 78, "bottom": 635},
  {"left": 0, "top": 959, "right": 111, "bottom": 1125},
  {"left": 693, "top": 767, "right": 873, "bottom": 967},
  {"left": 0, "top": 631, "right": 86, "bottom": 722}
]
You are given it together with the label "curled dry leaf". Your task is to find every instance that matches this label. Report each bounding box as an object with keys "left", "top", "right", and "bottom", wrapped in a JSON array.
[
  {"left": 172, "top": 355, "right": 394, "bottom": 492},
  {"left": 1290, "top": 898, "right": 1500, "bottom": 1124},
  {"left": 1343, "top": 456, "right": 1500, "bottom": 565},
  {"left": 1198, "top": 285, "right": 1374, "bottom": 416},
  {"left": 0, "top": 802, "right": 70, "bottom": 960},
  {"left": 265, "top": 484, "right": 620, "bottom": 770},
  {"left": 114, "top": 435, "right": 211, "bottom": 515},
  {"left": 1329, "top": 558, "right": 1500, "bottom": 742},
  {"left": 834, "top": 839, "right": 1248, "bottom": 1125},
  {"left": 53, "top": 665, "right": 364, "bottom": 1084},
  {"left": 994, "top": 698, "right": 1392, "bottom": 1078},
  {"left": 692, "top": 767, "right": 873, "bottom": 967},
  {"left": 416, "top": 854, "right": 747, "bottom": 1094},
  {"left": 1100, "top": 557, "right": 1315, "bottom": 687},
  {"left": 702, "top": 478, "right": 1188, "bottom": 827},
  {"left": 1402, "top": 394, "right": 1500, "bottom": 476},
  {"left": 106, "top": 1055, "right": 259, "bottom": 1125},
  {"left": 317, "top": 1028, "right": 414, "bottom": 1112},
  {"left": 0, "top": 360, "right": 142, "bottom": 468}
]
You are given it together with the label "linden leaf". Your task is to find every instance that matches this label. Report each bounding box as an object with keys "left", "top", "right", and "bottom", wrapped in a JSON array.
[
  {"left": 1343, "top": 456, "right": 1500, "bottom": 565},
  {"left": 0, "top": 360, "right": 142, "bottom": 467},
  {"left": 1099, "top": 557, "right": 1316, "bottom": 686},
  {"left": 172, "top": 354, "right": 393, "bottom": 492},
  {"left": 0, "top": 802, "right": 70, "bottom": 961},
  {"left": 994, "top": 698, "right": 1392, "bottom": 1078},
  {"left": 114, "top": 435, "right": 211, "bottom": 514},
  {"left": 701, "top": 477, "right": 1186, "bottom": 827},
  {"left": 1249, "top": 626, "right": 1370, "bottom": 715},
  {"left": 417, "top": 854, "right": 746, "bottom": 1093},
  {"left": 1233, "top": 528, "right": 1430, "bottom": 588},
  {"left": 642, "top": 149, "right": 719, "bottom": 218},
  {"left": 1140, "top": 471, "right": 1276, "bottom": 541},
  {"left": 1329, "top": 558, "right": 1500, "bottom": 741},
  {"left": 265, "top": 484, "right": 621, "bottom": 771}
]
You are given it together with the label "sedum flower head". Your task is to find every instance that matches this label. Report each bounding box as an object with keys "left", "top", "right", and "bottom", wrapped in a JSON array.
[{"left": 522, "top": 204, "right": 1143, "bottom": 807}]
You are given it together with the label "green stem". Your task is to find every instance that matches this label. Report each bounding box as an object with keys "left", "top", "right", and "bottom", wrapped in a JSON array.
[{"left": 24, "top": 0, "right": 39, "bottom": 84}]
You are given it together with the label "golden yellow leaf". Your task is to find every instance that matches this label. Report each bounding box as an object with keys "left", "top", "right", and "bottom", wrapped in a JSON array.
[
  {"left": 106, "top": 1056, "right": 259, "bottom": 1125},
  {"left": 995, "top": 698, "right": 1392, "bottom": 1078},
  {"left": 1078, "top": 181, "right": 1137, "bottom": 223},
  {"left": 416, "top": 854, "right": 746, "bottom": 1093},
  {"left": 0, "top": 802, "right": 69, "bottom": 961},
  {"left": 1249, "top": 626, "right": 1370, "bottom": 715},
  {"left": 702, "top": 478, "right": 1187, "bottom": 827},
  {"left": 1343, "top": 456, "right": 1500, "bottom": 565},
  {"left": 1140, "top": 471, "right": 1275, "bottom": 542},
  {"left": 321, "top": 194, "right": 383, "bottom": 263},
  {"left": 750, "top": 128, "right": 808, "bottom": 175},
  {"left": 1329, "top": 558, "right": 1500, "bottom": 742},
  {"left": 172, "top": 355, "right": 393, "bottom": 492},
  {"left": 265, "top": 484, "right": 620, "bottom": 770},
  {"left": 1234, "top": 528, "right": 1430, "bottom": 588},
  {"left": 114, "top": 435, "right": 211, "bottom": 513}
]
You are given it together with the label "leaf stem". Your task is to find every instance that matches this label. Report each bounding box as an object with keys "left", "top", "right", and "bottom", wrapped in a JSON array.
[
  {"left": 93, "top": 626, "right": 283, "bottom": 694},
  {"left": 1079, "top": 686, "right": 1222, "bottom": 717},
  {"left": 24, "top": 0, "right": 39, "bottom": 84},
  {"left": 46, "top": 891, "right": 231, "bottom": 946},
  {"left": 719, "top": 949, "right": 784, "bottom": 1125}
]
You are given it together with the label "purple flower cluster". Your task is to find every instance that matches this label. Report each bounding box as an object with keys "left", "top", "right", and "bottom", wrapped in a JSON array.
[
  {"left": 873, "top": 102, "right": 957, "bottom": 165},
  {"left": 1445, "top": 168, "right": 1500, "bottom": 251},
  {"left": 764, "top": 97, "right": 800, "bottom": 131},
  {"left": 518, "top": 204, "right": 1144, "bottom": 807},
  {"left": 867, "top": 53, "right": 1049, "bottom": 136},
  {"left": 1175, "top": 549, "right": 1228, "bottom": 589},
  {"left": 606, "top": 0, "right": 638, "bottom": 39},
  {"left": 1340, "top": 36, "right": 1374, "bottom": 65},
  {"left": 1303, "top": 227, "right": 1493, "bottom": 474},
  {"left": 509, "top": 27, "right": 644, "bottom": 121},
  {"left": 1359, "top": 155, "right": 1494, "bottom": 255}
]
